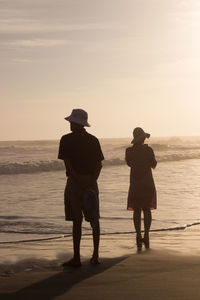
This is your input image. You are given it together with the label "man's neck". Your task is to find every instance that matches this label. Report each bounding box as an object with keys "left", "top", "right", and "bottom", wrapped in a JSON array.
[{"left": 72, "top": 127, "right": 86, "bottom": 134}]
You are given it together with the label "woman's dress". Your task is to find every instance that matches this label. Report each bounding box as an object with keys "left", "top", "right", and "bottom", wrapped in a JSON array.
[{"left": 126, "top": 144, "right": 157, "bottom": 210}]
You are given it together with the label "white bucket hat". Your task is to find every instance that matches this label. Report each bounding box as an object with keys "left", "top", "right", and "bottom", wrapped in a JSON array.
[{"left": 65, "top": 109, "right": 90, "bottom": 127}]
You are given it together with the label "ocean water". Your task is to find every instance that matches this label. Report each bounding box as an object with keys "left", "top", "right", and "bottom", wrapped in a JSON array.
[{"left": 1, "top": 136, "right": 200, "bottom": 250}]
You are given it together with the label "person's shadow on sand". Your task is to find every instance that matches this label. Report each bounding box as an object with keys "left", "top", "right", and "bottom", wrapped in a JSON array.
[{"left": 1, "top": 256, "right": 127, "bottom": 300}]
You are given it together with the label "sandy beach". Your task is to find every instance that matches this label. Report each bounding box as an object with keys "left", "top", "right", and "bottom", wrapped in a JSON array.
[{"left": 1, "top": 225, "right": 200, "bottom": 300}]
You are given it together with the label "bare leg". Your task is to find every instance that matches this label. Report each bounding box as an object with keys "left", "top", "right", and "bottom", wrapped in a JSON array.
[
  {"left": 133, "top": 209, "right": 142, "bottom": 234},
  {"left": 90, "top": 221, "right": 100, "bottom": 264},
  {"left": 63, "top": 219, "right": 82, "bottom": 267},
  {"left": 143, "top": 209, "right": 152, "bottom": 248},
  {"left": 72, "top": 219, "right": 82, "bottom": 262},
  {"left": 133, "top": 209, "right": 142, "bottom": 250},
  {"left": 143, "top": 209, "right": 152, "bottom": 232}
]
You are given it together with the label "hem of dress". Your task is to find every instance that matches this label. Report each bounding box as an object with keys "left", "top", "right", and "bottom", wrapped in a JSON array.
[{"left": 127, "top": 207, "right": 156, "bottom": 211}]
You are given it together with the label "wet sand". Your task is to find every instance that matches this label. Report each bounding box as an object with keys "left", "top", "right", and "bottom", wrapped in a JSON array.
[{"left": 1, "top": 225, "right": 200, "bottom": 299}]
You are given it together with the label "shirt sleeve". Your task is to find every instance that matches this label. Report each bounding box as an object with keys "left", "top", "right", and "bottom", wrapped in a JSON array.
[{"left": 58, "top": 136, "right": 70, "bottom": 160}]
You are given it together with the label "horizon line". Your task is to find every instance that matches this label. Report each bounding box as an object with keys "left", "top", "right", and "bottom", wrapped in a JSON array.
[{"left": 1, "top": 135, "right": 200, "bottom": 143}]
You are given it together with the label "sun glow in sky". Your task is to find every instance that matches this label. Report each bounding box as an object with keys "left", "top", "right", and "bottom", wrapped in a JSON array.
[{"left": 1, "top": 0, "right": 200, "bottom": 140}]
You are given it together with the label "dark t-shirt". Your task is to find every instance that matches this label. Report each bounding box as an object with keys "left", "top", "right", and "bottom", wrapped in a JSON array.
[{"left": 58, "top": 128, "right": 104, "bottom": 175}]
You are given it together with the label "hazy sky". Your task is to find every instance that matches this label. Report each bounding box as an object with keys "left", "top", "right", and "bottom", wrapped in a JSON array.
[{"left": 1, "top": 0, "right": 200, "bottom": 140}]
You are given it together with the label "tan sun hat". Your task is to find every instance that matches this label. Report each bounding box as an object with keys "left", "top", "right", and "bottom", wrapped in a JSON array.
[
  {"left": 131, "top": 127, "right": 150, "bottom": 144},
  {"left": 65, "top": 109, "right": 90, "bottom": 127}
]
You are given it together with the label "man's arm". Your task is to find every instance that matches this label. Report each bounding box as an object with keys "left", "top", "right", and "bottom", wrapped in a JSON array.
[
  {"left": 92, "top": 161, "right": 102, "bottom": 182},
  {"left": 84, "top": 160, "right": 102, "bottom": 190},
  {"left": 64, "top": 159, "right": 102, "bottom": 190},
  {"left": 64, "top": 159, "right": 81, "bottom": 183}
]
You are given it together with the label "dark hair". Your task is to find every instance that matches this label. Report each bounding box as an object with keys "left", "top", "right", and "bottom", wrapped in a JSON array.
[{"left": 134, "top": 138, "right": 145, "bottom": 145}]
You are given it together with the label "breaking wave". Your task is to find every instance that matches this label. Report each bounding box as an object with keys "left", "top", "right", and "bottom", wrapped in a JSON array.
[
  {"left": 0, "top": 160, "right": 64, "bottom": 175},
  {"left": 1, "top": 152, "right": 200, "bottom": 175}
]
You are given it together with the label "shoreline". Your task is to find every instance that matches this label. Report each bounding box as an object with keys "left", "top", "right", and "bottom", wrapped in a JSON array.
[{"left": 1, "top": 225, "right": 200, "bottom": 299}]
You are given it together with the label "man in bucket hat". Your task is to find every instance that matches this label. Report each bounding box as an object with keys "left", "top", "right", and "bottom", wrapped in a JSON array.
[{"left": 58, "top": 109, "right": 104, "bottom": 267}]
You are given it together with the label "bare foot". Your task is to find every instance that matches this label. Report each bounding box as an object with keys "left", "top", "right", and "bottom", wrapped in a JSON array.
[
  {"left": 62, "top": 258, "right": 82, "bottom": 268},
  {"left": 90, "top": 257, "right": 100, "bottom": 265}
]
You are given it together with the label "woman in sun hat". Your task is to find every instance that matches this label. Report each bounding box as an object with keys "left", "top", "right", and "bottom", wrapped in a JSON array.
[{"left": 125, "top": 127, "right": 157, "bottom": 251}]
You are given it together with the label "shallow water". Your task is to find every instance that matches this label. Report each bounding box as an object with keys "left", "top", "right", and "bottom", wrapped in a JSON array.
[{"left": 1, "top": 137, "right": 200, "bottom": 264}]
